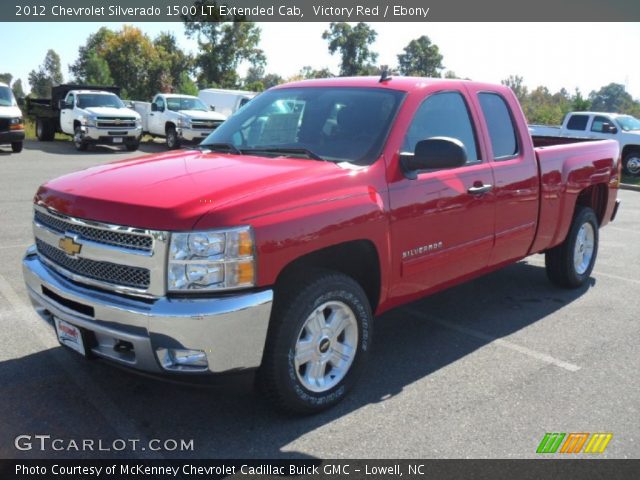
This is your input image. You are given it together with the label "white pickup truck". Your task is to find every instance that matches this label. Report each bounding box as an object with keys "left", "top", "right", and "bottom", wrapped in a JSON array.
[
  {"left": 529, "top": 111, "right": 640, "bottom": 175},
  {"left": 133, "top": 94, "right": 227, "bottom": 149},
  {"left": 198, "top": 88, "right": 257, "bottom": 118},
  {"left": 28, "top": 84, "right": 142, "bottom": 151},
  {"left": 0, "top": 82, "right": 25, "bottom": 153}
]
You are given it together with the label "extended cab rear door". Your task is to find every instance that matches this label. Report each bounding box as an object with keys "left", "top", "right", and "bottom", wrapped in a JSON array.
[
  {"left": 465, "top": 85, "right": 539, "bottom": 266},
  {"left": 387, "top": 88, "right": 496, "bottom": 299}
]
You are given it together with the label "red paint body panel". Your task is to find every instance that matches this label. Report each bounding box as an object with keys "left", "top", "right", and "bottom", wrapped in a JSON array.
[{"left": 34, "top": 77, "right": 620, "bottom": 314}]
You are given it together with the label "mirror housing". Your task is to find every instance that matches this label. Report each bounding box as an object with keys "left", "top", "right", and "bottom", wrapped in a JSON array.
[
  {"left": 602, "top": 122, "right": 617, "bottom": 134},
  {"left": 209, "top": 105, "right": 216, "bottom": 111},
  {"left": 58, "top": 99, "right": 69, "bottom": 110},
  {"left": 400, "top": 137, "right": 468, "bottom": 179}
]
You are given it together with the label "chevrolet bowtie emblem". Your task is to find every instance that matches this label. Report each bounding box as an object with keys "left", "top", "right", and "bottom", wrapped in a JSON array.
[{"left": 59, "top": 237, "right": 82, "bottom": 256}]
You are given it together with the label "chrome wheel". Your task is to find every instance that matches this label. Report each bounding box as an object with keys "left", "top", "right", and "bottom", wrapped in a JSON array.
[
  {"left": 574, "top": 222, "right": 595, "bottom": 275},
  {"left": 73, "top": 128, "right": 84, "bottom": 149},
  {"left": 294, "top": 301, "right": 358, "bottom": 393},
  {"left": 626, "top": 155, "right": 640, "bottom": 175}
]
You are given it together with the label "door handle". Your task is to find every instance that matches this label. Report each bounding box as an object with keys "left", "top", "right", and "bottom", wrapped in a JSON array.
[
  {"left": 467, "top": 183, "right": 493, "bottom": 195},
  {"left": 150, "top": 113, "right": 154, "bottom": 116}
]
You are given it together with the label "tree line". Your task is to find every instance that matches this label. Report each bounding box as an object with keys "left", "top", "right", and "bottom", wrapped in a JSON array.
[{"left": 2, "top": 17, "right": 639, "bottom": 125}]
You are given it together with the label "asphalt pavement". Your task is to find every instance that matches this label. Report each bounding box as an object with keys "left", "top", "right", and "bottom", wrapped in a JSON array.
[{"left": 0, "top": 140, "right": 638, "bottom": 459}]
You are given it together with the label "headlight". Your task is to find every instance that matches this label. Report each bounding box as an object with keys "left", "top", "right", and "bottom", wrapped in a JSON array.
[
  {"left": 9, "top": 117, "right": 22, "bottom": 125},
  {"left": 135, "top": 117, "right": 142, "bottom": 127},
  {"left": 79, "top": 115, "right": 96, "bottom": 127},
  {"left": 178, "top": 117, "right": 192, "bottom": 129},
  {"left": 168, "top": 226, "right": 255, "bottom": 292}
]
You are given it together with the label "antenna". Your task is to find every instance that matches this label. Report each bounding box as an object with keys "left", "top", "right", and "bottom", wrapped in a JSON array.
[{"left": 379, "top": 66, "right": 392, "bottom": 83}]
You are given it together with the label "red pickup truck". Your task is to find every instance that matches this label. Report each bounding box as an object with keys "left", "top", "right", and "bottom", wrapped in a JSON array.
[{"left": 23, "top": 77, "right": 621, "bottom": 413}]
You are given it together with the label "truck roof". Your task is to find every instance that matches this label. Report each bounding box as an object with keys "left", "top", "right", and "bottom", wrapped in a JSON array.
[
  {"left": 199, "top": 88, "right": 257, "bottom": 97},
  {"left": 72, "top": 90, "right": 119, "bottom": 95},
  {"left": 565, "top": 111, "right": 631, "bottom": 118},
  {"left": 156, "top": 93, "right": 198, "bottom": 99},
  {"left": 273, "top": 76, "right": 512, "bottom": 95},
  {"left": 0, "top": 82, "right": 8, "bottom": 87}
]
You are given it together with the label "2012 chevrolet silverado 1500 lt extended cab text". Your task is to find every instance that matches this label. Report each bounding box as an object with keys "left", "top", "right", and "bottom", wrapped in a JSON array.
[{"left": 23, "top": 77, "right": 621, "bottom": 413}]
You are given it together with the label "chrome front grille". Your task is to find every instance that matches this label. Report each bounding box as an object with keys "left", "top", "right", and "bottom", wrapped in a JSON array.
[
  {"left": 36, "top": 239, "right": 150, "bottom": 289},
  {"left": 96, "top": 117, "right": 137, "bottom": 129},
  {"left": 191, "top": 120, "right": 223, "bottom": 130},
  {"left": 34, "top": 210, "right": 152, "bottom": 252},
  {"left": 32, "top": 206, "right": 169, "bottom": 297}
]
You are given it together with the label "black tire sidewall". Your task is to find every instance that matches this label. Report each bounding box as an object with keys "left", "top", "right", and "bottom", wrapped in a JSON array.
[
  {"left": 11, "top": 142, "right": 23, "bottom": 153},
  {"left": 74, "top": 127, "right": 87, "bottom": 151},
  {"left": 266, "top": 274, "right": 372, "bottom": 413},
  {"left": 566, "top": 208, "right": 599, "bottom": 286}
]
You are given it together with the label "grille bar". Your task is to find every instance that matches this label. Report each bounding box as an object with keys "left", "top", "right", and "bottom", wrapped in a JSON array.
[
  {"left": 36, "top": 239, "right": 150, "bottom": 289},
  {"left": 34, "top": 210, "right": 153, "bottom": 252}
]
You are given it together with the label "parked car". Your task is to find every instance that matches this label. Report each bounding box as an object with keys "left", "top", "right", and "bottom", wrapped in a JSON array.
[
  {"left": 529, "top": 111, "right": 640, "bottom": 175},
  {"left": 198, "top": 88, "right": 257, "bottom": 117},
  {"left": 23, "top": 76, "right": 620, "bottom": 414},
  {"left": 27, "top": 84, "right": 142, "bottom": 151},
  {"left": 0, "top": 82, "right": 25, "bottom": 153},
  {"left": 132, "top": 94, "right": 227, "bottom": 149}
]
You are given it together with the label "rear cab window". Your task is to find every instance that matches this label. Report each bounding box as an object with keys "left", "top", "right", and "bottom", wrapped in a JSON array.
[
  {"left": 477, "top": 92, "right": 519, "bottom": 160},
  {"left": 566, "top": 114, "right": 590, "bottom": 131}
]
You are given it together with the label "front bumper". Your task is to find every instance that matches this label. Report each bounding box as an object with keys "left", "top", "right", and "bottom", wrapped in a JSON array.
[
  {"left": 178, "top": 127, "right": 214, "bottom": 142},
  {"left": 82, "top": 126, "right": 142, "bottom": 143},
  {"left": 0, "top": 129, "right": 25, "bottom": 144},
  {"left": 23, "top": 247, "right": 273, "bottom": 375}
]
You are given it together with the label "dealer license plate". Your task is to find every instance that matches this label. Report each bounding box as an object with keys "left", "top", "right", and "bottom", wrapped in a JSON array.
[
  {"left": 54, "top": 318, "right": 86, "bottom": 356},
  {"left": 112, "top": 137, "right": 123, "bottom": 144}
]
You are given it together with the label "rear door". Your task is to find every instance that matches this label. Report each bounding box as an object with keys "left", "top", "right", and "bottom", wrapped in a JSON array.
[
  {"left": 469, "top": 88, "right": 539, "bottom": 266},
  {"left": 388, "top": 89, "right": 496, "bottom": 299}
]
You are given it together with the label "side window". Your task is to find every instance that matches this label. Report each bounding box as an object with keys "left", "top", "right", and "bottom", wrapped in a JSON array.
[
  {"left": 566, "top": 114, "right": 589, "bottom": 131},
  {"left": 154, "top": 97, "right": 165, "bottom": 111},
  {"left": 402, "top": 91, "right": 479, "bottom": 164},
  {"left": 591, "top": 115, "right": 614, "bottom": 133},
  {"left": 478, "top": 93, "right": 519, "bottom": 160}
]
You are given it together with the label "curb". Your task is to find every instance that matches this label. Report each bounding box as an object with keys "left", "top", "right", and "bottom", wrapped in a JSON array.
[{"left": 620, "top": 183, "right": 640, "bottom": 192}]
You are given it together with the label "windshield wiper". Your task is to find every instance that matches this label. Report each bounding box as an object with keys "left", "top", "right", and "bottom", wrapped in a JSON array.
[
  {"left": 240, "top": 147, "right": 325, "bottom": 161},
  {"left": 199, "top": 142, "right": 242, "bottom": 154}
]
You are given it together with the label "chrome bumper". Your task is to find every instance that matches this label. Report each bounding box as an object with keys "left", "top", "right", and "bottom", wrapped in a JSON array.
[
  {"left": 23, "top": 247, "right": 273, "bottom": 375},
  {"left": 82, "top": 125, "right": 142, "bottom": 141},
  {"left": 178, "top": 127, "right": 213, "bottom": 142}
]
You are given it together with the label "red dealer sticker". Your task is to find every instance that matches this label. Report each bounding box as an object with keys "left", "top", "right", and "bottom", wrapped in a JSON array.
[{"left": 54, "top": 318, "right": 86, "bottom": 356}]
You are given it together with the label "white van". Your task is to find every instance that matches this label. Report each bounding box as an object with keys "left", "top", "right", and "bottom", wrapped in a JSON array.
[
  {"left": 198, "top": 88, "right": 257, "bottom": 118},
  {"left": 0, "top": 82, "right": 25, "bottom": 153}
]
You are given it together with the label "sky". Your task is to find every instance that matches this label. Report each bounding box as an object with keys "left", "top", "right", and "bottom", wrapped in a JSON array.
[{"left": 2, "top": 22, "right": 640, "bottom": 99}]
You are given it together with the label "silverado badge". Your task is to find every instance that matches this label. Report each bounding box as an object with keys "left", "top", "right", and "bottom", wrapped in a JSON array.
[{"left": 59, "top": 237, "right": 82, "bottom": 256}]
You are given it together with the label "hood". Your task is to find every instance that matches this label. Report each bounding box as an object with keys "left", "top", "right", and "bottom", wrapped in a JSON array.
[
  {"left": 35, "top": 150, "right": 364, "bottom": 231},
  {"left": 83, "top": 106, "right": 140, "bottom": 119},
  {"left": 179, "top": 110, "right": 227, "bottom": 121},
  {"left": 0, "top": 105, "right": 23, "bottom": 118}
]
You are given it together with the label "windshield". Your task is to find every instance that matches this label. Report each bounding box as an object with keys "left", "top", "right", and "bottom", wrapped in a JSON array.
[
  {"left": 0, "top": 86, "right": 16, "bottom": 107},
  {"left": 166, "top": 96, "right": 208, "bottom": 112},
  {"left": 202, "top": 87, "right": 405, "bottom": 164},
  {"left": 616, "top": 115, "right": 640, "bottom": 131},
  {"left": 76, "top": 93, "right": 124, "bottom": 109}
]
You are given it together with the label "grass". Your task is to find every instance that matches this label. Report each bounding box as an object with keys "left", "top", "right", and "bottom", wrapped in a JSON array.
[
  {"left": 621, "top": 174, "right": 640, "bottom": 186},
  {"left": 23, "top": 118, "right": 68, "bottom": 141}
]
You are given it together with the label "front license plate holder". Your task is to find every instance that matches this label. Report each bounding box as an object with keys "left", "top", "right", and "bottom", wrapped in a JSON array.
[{"left": 54, "top": 317, "right": 86, "bottom": 356}]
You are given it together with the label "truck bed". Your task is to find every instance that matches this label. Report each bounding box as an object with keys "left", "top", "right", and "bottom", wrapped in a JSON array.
[{"left": 530, "top": 138, "right": 620, "bottom": 254}]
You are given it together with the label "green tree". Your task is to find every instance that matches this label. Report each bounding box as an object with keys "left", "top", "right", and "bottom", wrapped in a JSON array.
[
  {"left": 69, "top": 27, "right": 116, "bottom": 83},
  {"left": 0, "top": 73, "right": 12, "bottom": 85},
  {"left": 12, "top": 79, "right": 25, "bottom": 99},
  {"left": 262, "top": 73, "right": 284, "bottom": 89},
  {"left": 397, "top": 35, "right": 444, "bottom": 77},
  {"left": 501, "top": 75, "right": 528, "bottom": 104},
  {"left": 83, "top": 51, "right": 113, "bottom": 85},
  {"left": 28, "top": 49, "right": 63, "bottom": 97},
  {"left": 182, "top": 1, "right": 265, "bottom": 88},
  {"left": 572, "top": 88, "right": 591, "bottom": 111},
  {"left": 244, "top": 65, "right": 265, "bottom": 86},
  {"left": 299, "top": 66, "right": 334, "bottom": 79},
  {"left": 322, "top": 23, "right": 378, "bottom": 76},
  {"left": 589, "top": 83, "right": 634, "bottom": 112},
  {"left": 152, "top": 32, "right": 195, "bottom": 93}
]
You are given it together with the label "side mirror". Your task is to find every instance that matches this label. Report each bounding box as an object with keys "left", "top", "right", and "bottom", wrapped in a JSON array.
[
  {"left": 151, "top": 103, "right": 158, "bottom": 112},
  {"left": 209, "top": 105, "right": 216, "bottom": 111},
  {"left": 602, "top": 123, "right": 617, "bottom": 134},
  {"left": 400, "top": 137, "right": 467, "bottom": 179},
  {"left": 17, "top": 97, "right": 25, "bottom": 107},
  {"left": 58, "top": 99, "right": 68, "bottom": 110}
]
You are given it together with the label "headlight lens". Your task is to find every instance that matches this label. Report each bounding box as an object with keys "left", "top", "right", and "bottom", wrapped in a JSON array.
[
  {"left": 79, "top": 115, "right": 96, "bottom": 127},
  {"left": 9, "top": 117, "right": 22, "bottom": 125},
  {"left": 168, "top": 226, "right": 255, "bottom": 291}
]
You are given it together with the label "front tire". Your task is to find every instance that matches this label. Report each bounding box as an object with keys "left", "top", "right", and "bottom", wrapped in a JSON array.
[
  {"left": 545, "top": 206, "right": 599, "bottom": 288},
  {"left": 73, "top": 127, "right": 88, "bottom": 151},
  {"left": 166, "top": 126, "right": 180, "bottom": 150},
  {"left": 258, "top": 271, "right": 373, "bottom": 414},
  {"left": 11, "top": 142, "right": 23, "bottom": 153},
  {"left": 622, "top": 151, "right": 640, "bottom": 176}
]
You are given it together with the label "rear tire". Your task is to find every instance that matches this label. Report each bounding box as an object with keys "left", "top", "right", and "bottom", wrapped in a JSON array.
[
  {"left": 36, "top": 119, "right": 55, "bottom": 141},
  {"left": 545, "top": 206, "right": 598, "bottom": 288},
  {"left": 258, "top": 271, "right": 373, "bottom": 414},
  {"left": 622, "top": 151, "right": 640, "bottom": 176},
  {"left": 11, "top": 142, "right": 23, "bottom": 153},
  {"left": 166, "top": 126, "right": 180, "bottom": 150}
]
